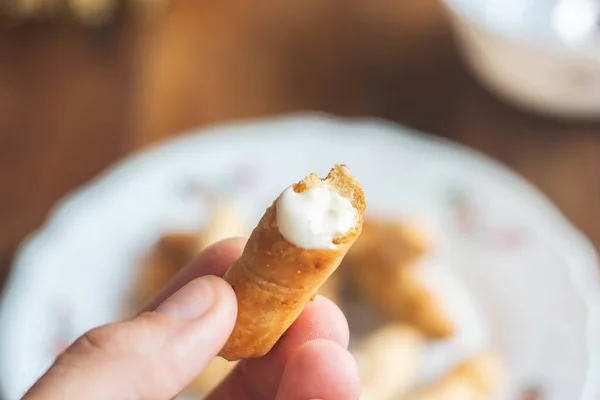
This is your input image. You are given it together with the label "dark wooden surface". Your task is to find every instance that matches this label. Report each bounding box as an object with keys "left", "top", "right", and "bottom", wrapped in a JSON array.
[{"left": 1, "top": 0, "right": 599, "bottom": 289}]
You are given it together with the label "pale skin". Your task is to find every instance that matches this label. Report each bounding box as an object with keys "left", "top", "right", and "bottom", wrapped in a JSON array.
[{"left": 24, "top": 238, "right": 360, "bottom": 400}]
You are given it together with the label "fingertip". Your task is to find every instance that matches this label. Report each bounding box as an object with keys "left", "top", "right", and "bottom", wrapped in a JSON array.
[
  {"left": 163, "top": 275, "right": 238, "bottom": 363},
  {"left": 206, "top": 275, "right": 238, "bottom": 327},
  {"left": 292, "top": 339, "right": 359, "bottom": 383},
  {"left": 276, "top": 339, "right": 360, "bottom": 400},
  {"left": 249, "top": 295, "right": 350, "bottom": 375},
  {"left": 285, "top": 295, "right": 350, "bottom": 350}
]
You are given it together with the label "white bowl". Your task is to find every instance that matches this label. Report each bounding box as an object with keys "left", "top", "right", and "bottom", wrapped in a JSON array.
[
  {"left": 443, "top": 0, "right": 600, "bottom": 118},
  {"left": 0, "top": 114, "right": 598, "bottom": 399}
]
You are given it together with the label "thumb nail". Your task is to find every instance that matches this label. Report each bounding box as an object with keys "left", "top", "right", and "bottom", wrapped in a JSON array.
[{"left": 154, "top": 275, "right": 219, "bottom": 320}]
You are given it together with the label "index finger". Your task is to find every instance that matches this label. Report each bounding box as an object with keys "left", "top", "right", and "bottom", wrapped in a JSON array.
[{"left": 143, "top": 237, "right": 246, "bottom": 312}]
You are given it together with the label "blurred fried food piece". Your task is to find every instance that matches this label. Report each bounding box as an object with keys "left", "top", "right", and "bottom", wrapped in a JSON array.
[
  {"left": 185, "top": 357, "right": 238, "bottom": 395},
  {"left": 406, "top": 351, "right": 503, "bottom": 400},
  {"left": 346, "top": 219, "right": 430, "bottom": 266},
  {"left": 348, "top": 219, "right": 455, "bottom": 339},
  {"left": 196, "top": 200, "right": 248, "bottom": 251},
  {"left": 136, "top": 232, "right": 202, "bottom": 303},
  {"left": 355, "top": 324, "right": 424, "bottom": 400},
  {"left": 136, "top": 200, "right": 247, "bottom": 303}
]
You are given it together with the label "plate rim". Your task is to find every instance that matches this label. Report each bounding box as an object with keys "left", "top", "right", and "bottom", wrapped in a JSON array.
[{"left": 1, "top": 112, "right": 599, "bottom": 399}]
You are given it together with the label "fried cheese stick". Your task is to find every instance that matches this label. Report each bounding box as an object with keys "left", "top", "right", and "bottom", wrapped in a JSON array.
[
  {"left": 355, "top": 324, "right": 424, "bottom": 400},
  {"left": 406, "top": 351, "right": 503, "bottom": 400},
  {"left": 219, "top": 164, "right": 365, "bottom": 360},
  {"left": 348, "top": 220, "right": 455, "bottom": 338}
]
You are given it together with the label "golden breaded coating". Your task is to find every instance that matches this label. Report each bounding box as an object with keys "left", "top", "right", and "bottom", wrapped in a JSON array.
[{"left": 219, "top": 165, "right": 365, "bottom": 360}]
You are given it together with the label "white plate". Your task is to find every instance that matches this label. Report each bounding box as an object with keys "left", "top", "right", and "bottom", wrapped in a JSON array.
[{"left": 0, "top": 114, "right": 599, "bottom": 399}]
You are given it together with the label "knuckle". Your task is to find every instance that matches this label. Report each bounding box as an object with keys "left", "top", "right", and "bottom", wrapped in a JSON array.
[
  {"left": 71, "top": 324, "right": 127, "bottom": 359},
  {"left": 68, "top": 314, "right": 169, "bottom": 360}
]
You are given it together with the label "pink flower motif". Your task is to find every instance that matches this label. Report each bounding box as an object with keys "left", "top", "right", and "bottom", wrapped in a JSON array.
[
  {"left": 447, "top": 187, "right": 479, "bottom": 234},
  {"left": 456, "top": 205, "right": 479, "bottom": 233},
  {"left": 521, "top": 386, "right": 544, "bottom": 400},
  {"left": 490, "top": 227, "right": 524, "bottom": 250}
]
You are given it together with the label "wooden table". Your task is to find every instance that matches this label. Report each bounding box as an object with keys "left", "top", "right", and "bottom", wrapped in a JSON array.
[{"left": 1, "top": 0, "right": 599, "bottom": 289}]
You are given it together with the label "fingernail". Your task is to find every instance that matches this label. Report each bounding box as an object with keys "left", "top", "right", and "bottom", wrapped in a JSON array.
[{"left": 154, "top": 276, "right": 218, "bottom": 320}]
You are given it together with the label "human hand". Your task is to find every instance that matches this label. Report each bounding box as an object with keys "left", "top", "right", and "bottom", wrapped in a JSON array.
[{"left": 23, "top": 238, "right": 360, "bottom": 400}]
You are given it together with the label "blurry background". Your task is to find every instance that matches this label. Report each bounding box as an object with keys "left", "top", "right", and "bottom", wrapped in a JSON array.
[{"left": 1, "top": 0, "right": 599, "bottom": 291}]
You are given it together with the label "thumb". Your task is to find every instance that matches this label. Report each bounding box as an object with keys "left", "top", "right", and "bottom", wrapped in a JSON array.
[{"left": 24, "top": 275, "right": 237, "bottom": 400}]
